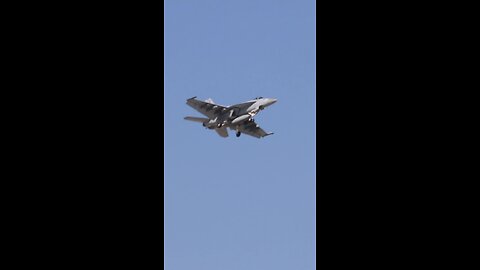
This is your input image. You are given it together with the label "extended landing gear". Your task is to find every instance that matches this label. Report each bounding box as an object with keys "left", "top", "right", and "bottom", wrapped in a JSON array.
[{"left": 236, "top": 132, "right": 241, "bottom": 137}]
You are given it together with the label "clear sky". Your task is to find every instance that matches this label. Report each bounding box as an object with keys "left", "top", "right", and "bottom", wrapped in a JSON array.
[{"left": 164, "top": 0, "right": 316, "bottom": 269}]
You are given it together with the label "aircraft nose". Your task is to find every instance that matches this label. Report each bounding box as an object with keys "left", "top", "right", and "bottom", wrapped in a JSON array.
[{"left": 268, "top": 98, "right": 277, "bottom": 105}]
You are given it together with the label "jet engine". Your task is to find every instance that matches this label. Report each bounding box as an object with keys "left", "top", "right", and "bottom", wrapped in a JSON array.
[{"left": 202, "top": 119, "right": 219, "bottom": 129}]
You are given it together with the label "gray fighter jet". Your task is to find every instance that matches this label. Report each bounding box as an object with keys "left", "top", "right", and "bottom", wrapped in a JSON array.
[{"left": 184, "top": 96, "right": 277, "bottom": 138}]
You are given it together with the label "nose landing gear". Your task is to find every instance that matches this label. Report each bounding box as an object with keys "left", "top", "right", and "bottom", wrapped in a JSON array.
[{"left": 236, "top": 131, "right": 241, "bottom": 137}]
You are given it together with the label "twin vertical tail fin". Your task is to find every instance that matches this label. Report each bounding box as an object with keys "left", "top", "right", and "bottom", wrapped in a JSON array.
[{"left": 215, "top": 127, "right": 229, "bottom": 137}]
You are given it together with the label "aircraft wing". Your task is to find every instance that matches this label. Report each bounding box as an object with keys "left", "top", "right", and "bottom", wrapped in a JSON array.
[
  {"left": 233, "top": 121, "right": 274, "bottom": 138},
  {"left": 186, "top": 97, "right": 228, "bottom": 119}
]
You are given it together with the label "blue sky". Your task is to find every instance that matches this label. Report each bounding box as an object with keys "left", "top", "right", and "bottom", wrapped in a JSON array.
[{"left": 164, "top": 0, "right": 316, "bottom": 269}]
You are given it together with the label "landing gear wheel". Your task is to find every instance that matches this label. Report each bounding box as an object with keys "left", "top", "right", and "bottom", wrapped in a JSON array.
[{"left": 236, "top": 132, "right": 241, "bottom": 137}]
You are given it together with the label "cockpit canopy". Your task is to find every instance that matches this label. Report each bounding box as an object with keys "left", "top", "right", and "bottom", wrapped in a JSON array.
[{"left": 254, "top": 96, "right": 263, "bottom": 100}]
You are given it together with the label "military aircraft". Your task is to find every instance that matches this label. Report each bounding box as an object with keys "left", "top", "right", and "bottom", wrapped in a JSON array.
[{"left": 184, "top": 96, "right": 277, "bottom": 138}]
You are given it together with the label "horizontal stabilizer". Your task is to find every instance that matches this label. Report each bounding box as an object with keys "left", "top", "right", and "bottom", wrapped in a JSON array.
[{"left": 184, "top": 116, "right": 208, "bottom": 123}]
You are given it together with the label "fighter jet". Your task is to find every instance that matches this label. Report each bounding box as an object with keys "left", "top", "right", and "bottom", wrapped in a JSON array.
[{"left": 184, "top": 96, "right": 277, "bottom": 138}]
